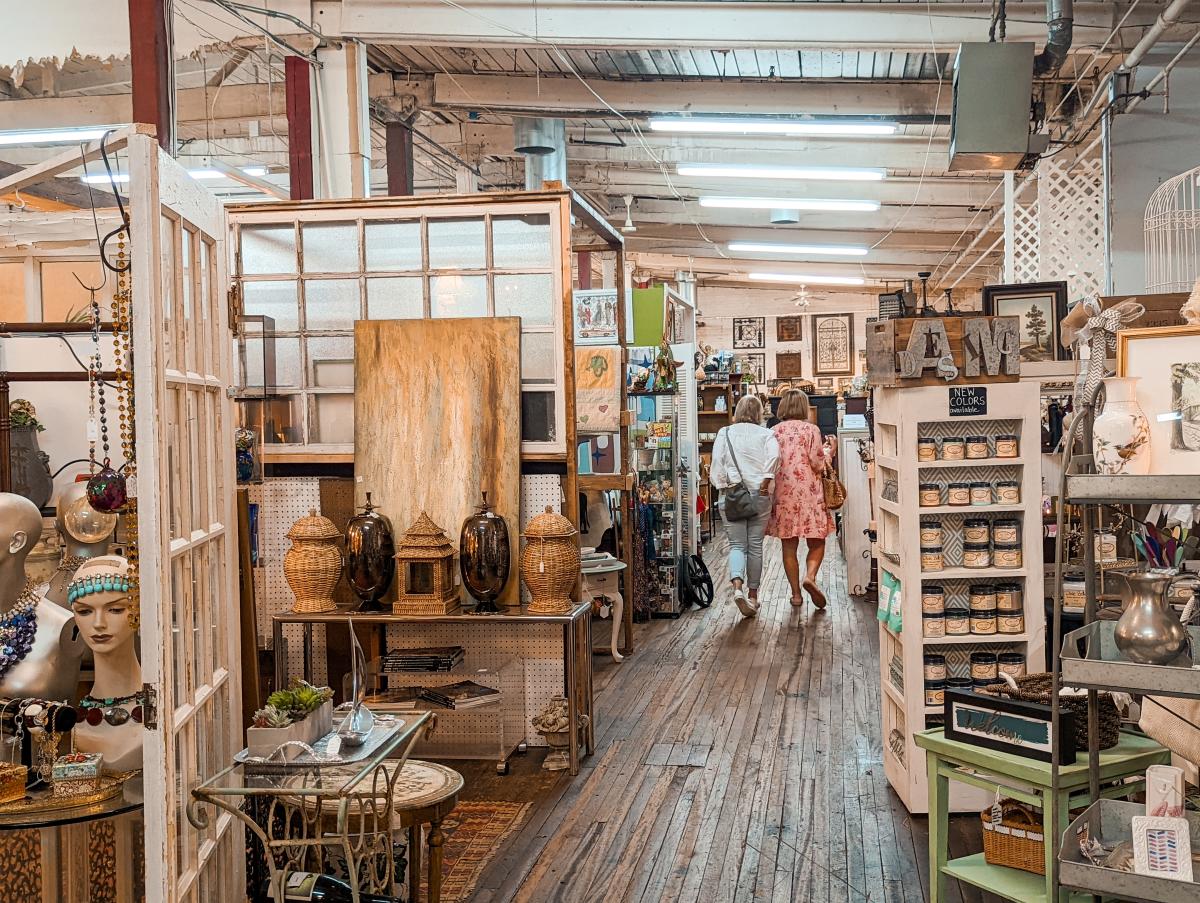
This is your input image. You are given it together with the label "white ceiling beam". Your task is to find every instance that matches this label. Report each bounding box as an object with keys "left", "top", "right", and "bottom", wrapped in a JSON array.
[
  {"left": 340, "top": 2, "right": 1160, "bottom": 51},
  {"left": 431, "top": 73, "right": 947, "bottom": 117},
  {"left": 628, "top": 251, "right": 991, "bottom": 287},
  {"left": 621, "top": 222, "right": 991, "bottom": 251},
  {"left": 622, "top": 236, "right": 998, "bottom": 271},
  {"left": 622, "top": 199, "right": 991, "bottom": 232}
]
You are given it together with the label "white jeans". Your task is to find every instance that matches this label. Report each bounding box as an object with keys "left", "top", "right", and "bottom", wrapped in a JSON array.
[{"left": 719, "top": 497, "right": 771, "bottom": 591}]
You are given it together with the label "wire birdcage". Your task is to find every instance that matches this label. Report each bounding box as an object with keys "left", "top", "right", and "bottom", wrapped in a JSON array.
[{"left": 1145, "top": 165, "right": 1200, "bottom": 292}]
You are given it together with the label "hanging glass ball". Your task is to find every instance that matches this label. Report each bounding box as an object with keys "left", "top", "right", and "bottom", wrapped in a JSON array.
[
  {"left": 62, "top": 493, "right": 119, "bottom": 543},
  {"left": 87, "top": 463, "right": 128, "bottom": 513}
]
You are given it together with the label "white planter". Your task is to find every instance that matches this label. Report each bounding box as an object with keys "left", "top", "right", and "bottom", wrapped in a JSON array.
[
  {"left": 246, "top": 700, "right": 333, "bottom": 759},
  {"left": 1093, "top": 376, "right": 1151, "bottom": 475}
]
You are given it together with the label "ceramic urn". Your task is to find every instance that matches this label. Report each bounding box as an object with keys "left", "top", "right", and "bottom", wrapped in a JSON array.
[
  {"left": 284, "top": 509, "right": 343, "bottom": 613},
  {"left": 520, "top": 506, "right": 580, "bottom": 615}
]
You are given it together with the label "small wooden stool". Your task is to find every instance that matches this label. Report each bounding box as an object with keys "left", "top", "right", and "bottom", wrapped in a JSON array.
[{"left": 391, "top": 760, "right": 463, "bottom": 903}]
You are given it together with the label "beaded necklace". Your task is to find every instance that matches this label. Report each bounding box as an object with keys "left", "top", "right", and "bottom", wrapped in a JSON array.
[{"left": 0, "top": 581, "right": 40, "bottom": 682}]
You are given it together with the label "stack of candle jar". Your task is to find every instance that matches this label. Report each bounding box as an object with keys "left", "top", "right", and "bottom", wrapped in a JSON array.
[
  {"left": 921, "top": 581, "right": 1025, "bottom": 636},
  {"left": 915, "top": 433, "right": 1020, "bottom": 462},
  {"left": 918, "top": 515, "right": 1024, "bottom": 572},
  {"left": 918, "top": 480, "right": 1021, "bottom": 508}
]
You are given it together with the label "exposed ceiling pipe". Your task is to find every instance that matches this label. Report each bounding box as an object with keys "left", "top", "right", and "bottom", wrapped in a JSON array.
[
  {"left": 1125, "top": 0, "right": 1194, "bottom": 70},
  {"left": 1034, "top": 0, "right": 1075, "bottom": 75},
  {"left": 515, "top": 117, "right": 568, "bottom": 191}
]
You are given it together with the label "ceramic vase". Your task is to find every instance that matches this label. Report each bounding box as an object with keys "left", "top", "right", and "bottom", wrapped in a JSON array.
[
  {"left": 345, "top": 492, "right": 395, "bottom": 610},
  {"left": 459, "top": 492, "right": 511, "bottom": 614},
  {"left": 1115, "top": 571, "right": 1192, "bottom": 665},
  {"left": 283, "top": 509, "right": 343, "bottom": 613},
  {"left": 1092, "top": 376, "right": 1151, "bottom": 475},
  {"left": 9, "top": 426, "right": 53, "bottom": 509}
]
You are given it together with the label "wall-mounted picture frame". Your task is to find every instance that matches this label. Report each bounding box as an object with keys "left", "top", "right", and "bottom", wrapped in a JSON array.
[
  {"left": 735, "top": 353, "right": 765, "bottom": 384},
  {"left": 811, "top": 312, "right": 854, "bottom": 375},
  {"left": 1117, "top": 325, "right": 1200, "bottom": 475},
  {"left": 572, "top": 288, "right": 619, "bottom": 345},
  {"left": 1132, "top": 815, "right": 1194, "bottom": 882},
  {"left": 816, "top": 377, "right": 834, "bottom": 390},
  {"left": 733, "top": 317, "right": 765, "bottom": 349},
  {"left": 776, "top": 315, "right": 803, "bottom": 343},
  {"left": 981, "top": 281, "right": 1069, "bottom": 362},
  {"left": 776, "top": 351, "right": 804, "bottom": 379},
  {"left": 944, "top": 690, "right": 1076, "bottom": 764}
]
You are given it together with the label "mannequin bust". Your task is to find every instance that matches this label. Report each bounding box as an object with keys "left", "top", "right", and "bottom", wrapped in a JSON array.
[
  {"left": 44, "top": 480, "right": 118, "bottom": 608},
  {"left": 0, "top": 493, "right": 83, "bottom": 702},
  {"left": 69, "top": 556, "right": 143, "bottom": 773}
]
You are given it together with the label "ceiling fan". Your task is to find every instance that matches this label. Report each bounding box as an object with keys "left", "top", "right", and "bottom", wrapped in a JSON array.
[{"left": 785, "top": 284, "right": 832, "bottom": 309}]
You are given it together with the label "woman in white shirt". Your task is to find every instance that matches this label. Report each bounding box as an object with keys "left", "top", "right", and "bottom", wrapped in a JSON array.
[{"left": 710, "top": 395, "right": 780, "bottom": 617}]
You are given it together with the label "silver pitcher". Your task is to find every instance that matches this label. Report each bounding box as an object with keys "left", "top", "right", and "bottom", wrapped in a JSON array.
[{"left": 1114, "top": 570, "right": 1192, "bottom": 665}]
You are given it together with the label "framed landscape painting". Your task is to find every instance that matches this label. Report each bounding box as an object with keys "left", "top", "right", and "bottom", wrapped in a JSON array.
[{"left": 981, "top": 281, "right": 1069, "bottom": 362}]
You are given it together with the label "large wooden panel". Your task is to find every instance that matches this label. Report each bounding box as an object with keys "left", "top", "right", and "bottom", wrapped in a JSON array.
[{"left": 355, "top": 318, "right": 522, "bottom": 607}]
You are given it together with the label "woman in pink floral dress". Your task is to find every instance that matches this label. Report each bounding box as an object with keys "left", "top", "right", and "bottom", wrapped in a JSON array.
[{"left": 767, "top": 390, "right": 835, "bottom": 609}]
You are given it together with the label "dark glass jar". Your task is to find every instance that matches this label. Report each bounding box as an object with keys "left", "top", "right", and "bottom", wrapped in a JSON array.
[
  {"left": 459, "top": 491, "right": 512, "bottom": 613},
  {"left": 345, "top": 492, "right": 396, "bottom": 610}
]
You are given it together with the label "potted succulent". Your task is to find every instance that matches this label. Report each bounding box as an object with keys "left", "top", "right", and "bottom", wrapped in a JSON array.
[
  {"left": 531, "top": 696, "right": 588, "bottom": 772},
  {"left": 247, "top": 679, "right": 334, "bottom": 757}
]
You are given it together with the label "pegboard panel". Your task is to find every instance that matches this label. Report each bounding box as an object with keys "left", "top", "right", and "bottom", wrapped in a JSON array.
[{"left": 519, "top": 473, "right": 564, "bottom": 605}]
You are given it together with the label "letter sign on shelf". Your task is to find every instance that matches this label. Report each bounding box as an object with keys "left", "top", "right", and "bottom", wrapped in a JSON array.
[{"left": 949, "top": 386, "right": 987, "bottom": 416}]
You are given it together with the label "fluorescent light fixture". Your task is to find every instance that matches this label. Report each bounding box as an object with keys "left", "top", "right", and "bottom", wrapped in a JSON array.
[
  {"left": 700, "top": 196, "right": 880, "bottom": 213},
  {"left": 648, "top": 117, "right": 897, "bottom": 137},
  {"left": 678, "top": 163, "right": 885, "bottom": 182},
  {"left": 729, "top": 241, "right": 868, "bottom": 257},
  {"left": 748, "top": 272, "right": 866, "bottom": 286},
  {"left": 0, "top": 126, "right": 120, "bottom": 147},
  {"left": 81, "top": 166, "right": 269, "bottom": 184},
  {"left": 1157, "top": 411, "right": 1183, "bottom": 423}
]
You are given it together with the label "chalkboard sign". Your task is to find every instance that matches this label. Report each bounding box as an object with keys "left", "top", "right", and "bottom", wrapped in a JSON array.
[{"left": 949, "top": 386, "right": 987, "bottom": 416}]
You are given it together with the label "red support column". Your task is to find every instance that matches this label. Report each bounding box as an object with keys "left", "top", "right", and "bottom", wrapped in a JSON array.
[
  {"left": 385, "top": 121, "right": 415, "bottom": 196},
  {"left": 577, "top": 251, "right": 592, "bottom": 289},
  {"left": 285, "top": 56, "right": 315, "bottom": 200},
  {"left": 128, "top": 0, "right": 172, "bottom": 150}
]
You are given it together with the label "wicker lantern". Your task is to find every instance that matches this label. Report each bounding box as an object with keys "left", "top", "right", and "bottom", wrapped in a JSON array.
[
  {"left": 521, "top": 506, "right": 580, "bottom": 614},
  {"left": 393, "top": 512, "right": 460, "bottom": 615},
  {"left": 283, "top": 509, "right": 343, "bottom": 613}
]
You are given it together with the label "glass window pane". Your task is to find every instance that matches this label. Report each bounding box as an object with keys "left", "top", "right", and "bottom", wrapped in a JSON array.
[
  {"left": 365, "top": 221, "right": 421, "bottom": 271},
  {"left": 41, "top": 261, "right": 109, "bottom": 320},
  {"left": 302, "top": 223, "right": 359, "bottom": 273},
  {"left": 307, "top": 336, "right": 354, "bottom": 387},
  {"left": 492, "top": 214, "right": 551, "bottom": 268},
  {"left": 494, "top": 274, "right": 554, "bottom": 326},
  {"left": 310, "top": 393, "right": 354, "bottom": 444},
  {"left": 431, "top": 275, "right": 487, "bottom": 318},
  {"left": 267, "top": 337, "right": 302, "bottom": 388},
  {"left": 243, "top": 281, "right": 299, "bottom": 331},
  {"left": 428, "top": 218, "right": 485, "bottom": 269},
  {"left": 521, "top": 390, "right": 557, "bottom": 443},
  {"left": 0, "top": 262, "right": 23, "bottom": 321},
  {"left": 304, "top": 278, "right": 361, "bottom": 330},
  {"left": 521, "top": 331, "right": 556, "bottom": 382},
  {"left": 367, "top": 277, "right": 424, "bottom": 319},
  {"left": 242, "top": 395, "right": 303, "bottom": 444},
  {"left": 241, "top": 225, "right": 296, "bottom": 275}
]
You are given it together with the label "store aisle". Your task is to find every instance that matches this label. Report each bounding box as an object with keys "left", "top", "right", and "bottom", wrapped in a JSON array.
[{"left": 462, "top": 537, "right": 980, "bottom": 903}]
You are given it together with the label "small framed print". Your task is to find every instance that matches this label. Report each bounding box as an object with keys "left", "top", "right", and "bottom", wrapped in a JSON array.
[
  {"left": 572, "top": 289, "right": 619, "bottom": 345},
  {"left": 776, "top": 315, "right": 803, "bottom": 343},
  {"left": 816, "top": 378, "right": 834, "bottom": 390},
  {"left": 1132, "top": 815, "right": 1193, "bottom": 882},
  {"left": 944, "top": 690, "right": 1076, "bottom": 764},
  {"left": 733, "top": 317, "right": 765, "bottom": 349},
  {"left": 981, "top": 281, "right": 1069, "bottom": 362},
  {"left": 776, "top": 351, "right": 804, "bottom": 379}
]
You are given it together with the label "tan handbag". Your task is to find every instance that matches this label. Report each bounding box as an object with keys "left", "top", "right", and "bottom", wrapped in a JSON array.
[
  {"left": 821, "top": 462, "right": 847, "bottom": 511},
  {"left": 1140, "top": 695, "right": 1200, "bottom": 767}
]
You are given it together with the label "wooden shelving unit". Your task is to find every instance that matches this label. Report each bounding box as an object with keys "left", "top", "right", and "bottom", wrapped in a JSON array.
[
  {"left": 872, "top": 381, "right": 1046, "bottom": 815},
  {"left": 696, "top": 374, "right": 744, "bottom": 542}
]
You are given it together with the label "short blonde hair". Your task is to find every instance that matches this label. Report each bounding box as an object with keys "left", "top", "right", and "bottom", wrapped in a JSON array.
[
  {"left": 733, "top": 394, "right": 763, "bottom": 425},
  {"left": 776, "top": 389, "right": 811, "bottom": 422}
]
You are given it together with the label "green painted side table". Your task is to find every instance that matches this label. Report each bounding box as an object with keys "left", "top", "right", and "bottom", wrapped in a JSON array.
[{"left": 914, "top": 728, "right": 1168, "bottom": 903}]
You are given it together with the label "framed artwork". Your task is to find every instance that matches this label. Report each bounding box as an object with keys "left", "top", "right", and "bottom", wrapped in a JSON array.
[
  {"left": 944, "top": 690, "right": 1076, "bottom": 764},
  {"left": 1132, "top": 815, "right": 1193, "bottom": 882},
  {"left": 816, "top": 378, "right": 834, "bottom": 390},
  {"left": 981, "top": 281, "right": 1069, "bottom": 362},
  {"left": 735, "top": 353, "right": 765, "bottom": 384},
  {"left": 733, "top": 317, "right": 765, "bottom": 349},
  {"left": 572, "top": 288, "right": 619, "bottom": 345},
  {"left": 776, "top": 351, "right": 804, "bottom": 378},
  {"left": 1117, "top": 325, "right": 1200, "bottom": 475},
  {"left": 810, "top": 313, "right": 854, "bottom": 376},
  {"left": 776, "top": 315, "right": 803, "bottom": 343}
]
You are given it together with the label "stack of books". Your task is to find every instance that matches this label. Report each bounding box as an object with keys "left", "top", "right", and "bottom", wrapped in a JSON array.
[
  {"left": 362, "top": 686, "right": 426, "bottom": 712},
  {"left": 380, "top": 646, "right": 465, "bottom": 673},
  {"left": 418, "top": 681, "right": 501, "bottom": 710}
]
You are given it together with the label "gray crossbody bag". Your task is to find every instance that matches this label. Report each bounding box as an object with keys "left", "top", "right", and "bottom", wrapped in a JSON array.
[{"left": 719, "top": 428, "right": 759, "bottom": 522}]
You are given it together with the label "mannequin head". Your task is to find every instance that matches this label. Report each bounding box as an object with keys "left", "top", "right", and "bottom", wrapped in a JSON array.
[
  {"left": 69, "top": 556, "right": 136, "bottom": 656},
  {"left": 55, "top": 481, "right": 117, "bottom": 558},
  {"left": 0, "top": 492, "right": 43, "bottom": 568}
]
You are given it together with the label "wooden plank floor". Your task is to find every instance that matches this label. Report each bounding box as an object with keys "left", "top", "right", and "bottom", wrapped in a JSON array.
[{"left": 455, "top": 535, "right": 984, "bottom": 903}]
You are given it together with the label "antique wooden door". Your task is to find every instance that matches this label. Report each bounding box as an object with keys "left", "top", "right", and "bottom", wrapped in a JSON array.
[{"left": 129, "top": 134, "right": 244, "bottom": 901}]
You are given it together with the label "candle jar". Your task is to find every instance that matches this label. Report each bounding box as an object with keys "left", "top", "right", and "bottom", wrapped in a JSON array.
[
  {"left": 974, "top": 677, "right": 1004, "bottom": 691},
  {"left": 963, "top": 542, "right": 992, "bottom": 568},
  {"left": 922, "top": 584, "right": 945, "bottom": 613},
  {"left": 969, "top": 583, "right": 997, "bottom": 611},
  {"left": 946, "top": 676, "right": 974, "bottom": 692},
  {"left": 970, "top": 651, "right": 999, "bottom": 680},
  {"left": 922, "top": 611, "right": 946, "bottom": 638},
  {"left": 944, "top": 607, "right": 971, "bottom": 635},
  {"left": 993, "top": 518, "right": 1020, "bottom": 545},
  {"left": 996, "top": 582, "right": 1023, "bottom": 611},
  {"left": 970, "top": 482, "right": 993, "bottom": 506},
  {"left": 1095, "top": 532, "right": 1117, "bottom": 563},
  {"left": 970, "top": 608, "right": 998, "bottom": 635},
  {"left": 993, "top": 543, "right": 1022, "bottom": 569},
  {"left": 917, "top": 437, "right": 938, "bottom": 462},
  {"left": 998, "top": 611, "right": 1025, "bottom": 634},
  {"left": 963, "top": 518, "right": 991, "bottom": 544},
  {"left": 996, "top": 480, "right": 1021, "bottom": 504},
  {"left": 919, "top": 483, "right": 942, "bottom": 507},
  {"left": 921, "top": 546, "right": 945, "bottom": 572},
  {"left": 998, "top": 652, "right": 1027, "bottom": 678},
  {"left": 924, "top": 681, "right": 946, "bottom": 707},
  {"left": 947, "top": 482, "right": 971, "bottom": 506},
  {"left": 923, "top": 653, "right": 947, "bottom": 681},
  {"left": 942, "top": 437, "right": 965, "bottom": 460},
  {"left": 920, "top": 519, "right": 943, "bottom": 547},
  {"left": 966, "top": 435, "right": 990, "bottom": 459},
  {"left": 995, "top": 434, "right": 1019, "bottom": 458}
]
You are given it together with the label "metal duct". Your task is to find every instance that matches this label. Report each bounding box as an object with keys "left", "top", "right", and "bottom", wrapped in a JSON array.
[
  {"left": 1034, "top": 0, "right": 1073, "bottom": 75},
  {"left": 515, "top": 117, "right": 568, "bottom": 190}
]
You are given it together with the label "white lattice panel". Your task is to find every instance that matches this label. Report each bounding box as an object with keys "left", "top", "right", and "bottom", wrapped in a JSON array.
[
  {"left": 1038, "top": 145, "right": 1106, "bottom": 300},
  {"left": 1011, "top": 198, "right": 1041, "bottom": 285}
]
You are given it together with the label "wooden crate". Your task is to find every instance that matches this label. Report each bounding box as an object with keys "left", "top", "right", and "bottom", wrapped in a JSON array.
[{"left": 867, "top": 316, "right": 1021, "bottom": 388}]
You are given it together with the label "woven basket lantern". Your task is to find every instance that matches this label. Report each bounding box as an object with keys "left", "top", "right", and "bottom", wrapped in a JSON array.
[
  {"left": 393, "top": 512, "right": 461, "bottom": 616},
  {"left": 284, "top": 509, "right": 343, "bottom": 613},
  {"left": 521, "top": 506, "right": 580, "bottom": 614}
]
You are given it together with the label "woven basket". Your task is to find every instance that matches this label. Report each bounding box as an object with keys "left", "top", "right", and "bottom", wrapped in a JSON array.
[
  {"left": 980, "top": 673, "right": 1120, "bottom": 751},
  {"left": 521, "top": 507, "right": 580, "bottom": 614},
  {"left": 981, "top": 801, "right": 1045, "bottom": 875},
  {"left": 284, "top": 509, "right": 343, "bottom": 613}
]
